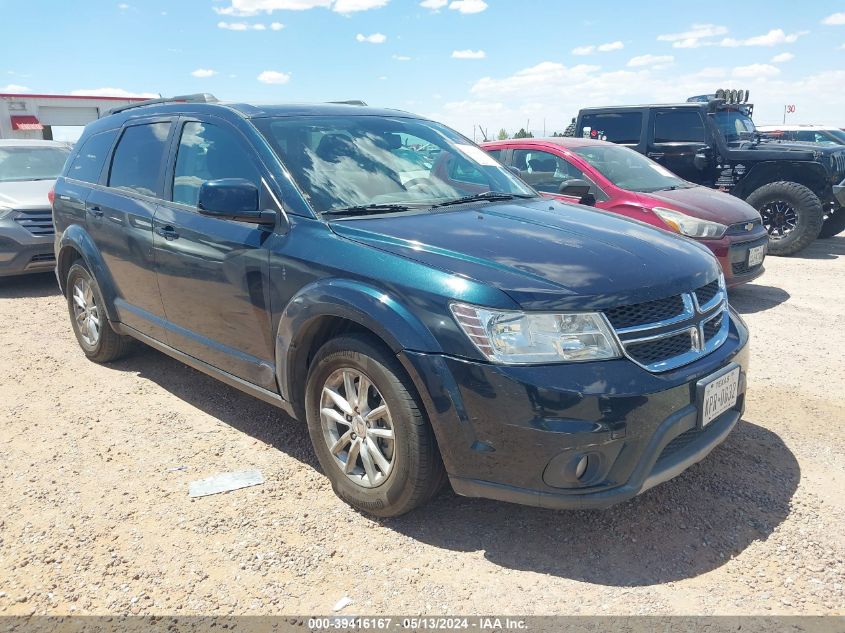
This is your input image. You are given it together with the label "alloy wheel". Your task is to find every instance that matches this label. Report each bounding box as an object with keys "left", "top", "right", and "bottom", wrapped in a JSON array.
[
  {"left": 71, "top": 277, "right": 101, "bottom": 346},
  {"left": 760, "top": 200, "right": 798, "bottom": 240},
  {"left": 319, "top": 368, "right": 395, "bottom": 488}
]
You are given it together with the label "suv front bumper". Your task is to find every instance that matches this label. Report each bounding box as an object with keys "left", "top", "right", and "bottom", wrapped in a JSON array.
[
  {"left": 0, "top": 217, "right": 55, "bottom": 277},
  {"left": 400, "top": 310, "right": 749, "bottom": 510}
]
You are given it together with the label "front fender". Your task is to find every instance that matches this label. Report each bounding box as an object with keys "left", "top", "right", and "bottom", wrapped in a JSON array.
[
  {"left": 274, "top": 277, "right": 444, "bottom": 401},
  {"left": 736, "top": 161, "right": 829, "bottom": 199},
  {"left": 56, "top": 224, "right": 120, "bottom": 321}
]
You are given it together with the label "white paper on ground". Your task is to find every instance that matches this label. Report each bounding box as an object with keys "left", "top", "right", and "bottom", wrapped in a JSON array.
[{"left": 188, "top": 469, "right": 264, "bottom": 498}]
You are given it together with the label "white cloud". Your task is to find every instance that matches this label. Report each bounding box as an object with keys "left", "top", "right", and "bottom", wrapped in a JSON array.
[
  {"left": 191, "top": 68, "right": 217, "bottom": 78},
  {"left": 573, "top": 41, "right": 623, "bottom": 55},
  {"left": 657, "top": 23, "right": 728, "bottom": 48},
  {"left": 732, "top": 63, "right": 781, "bottom": 79},
  {"left": 452, "top": 49, "right": 485, "bottom": 59},
  {"left": 270, "top": 21, "right": 284, "bottom": 29},
  {"left": 217, "top": 20, "right": 265, "bottom": 29},
  {"left": 822, "top": 12, "right": 845, "bottom": 25},
  {"left": 771, "top": 52, "right": 794, "bottom": 63},
  {"left": 598, "top": 41, "right": 624, "bottom": 52},
  {"left": 356, "top": 32, "right": 386, "bottom": 43},
  {"left": 627, "top": 54, "right": 674, "bottom": 67},
  {"left": 70, "top": 88, "right": 158, "bottom": 98},
  {"left": 419, "top": 0, "right": 447, "bottom": 8},
  {"left": 1, "top": 84, "right": 30, "bottom": 92},
  {"left": 448, "top": 0, "right": 487, "bottom": 14},
  {"left": 392, "top": 54, "right": 412, "bottom": 61},
  {"left": 213, "top": 0, "right": 386, "bottom": 15},
  {"left": 257, "top": 70, "right": 291, "bottom": 84},
  {"left": 117, "top": 3, "right": 130, "bottom": 9},
  {"left": 720, "top": 29, "right": 807, "bottom": 47}
]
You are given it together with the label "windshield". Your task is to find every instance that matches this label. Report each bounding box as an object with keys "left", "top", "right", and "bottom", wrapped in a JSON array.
[
  {"left": 573, "top": 144, "right": 689, "bottom": 193},
  {"left": 714, "top": 111, "right": 757, "bottom": 144},
  {"left": 825, "top": 129, "right": 845, "bottom": 145},
  {"left": 0, "top": 146, "right": 70, "bottom": 183},
  {"left": 254, "top": 115, "right": 534, "bottom": 214}
]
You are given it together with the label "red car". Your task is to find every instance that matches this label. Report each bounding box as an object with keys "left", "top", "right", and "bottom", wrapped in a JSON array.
[{"left": 482, "top": 138, "right": 768, "bottom": 287}]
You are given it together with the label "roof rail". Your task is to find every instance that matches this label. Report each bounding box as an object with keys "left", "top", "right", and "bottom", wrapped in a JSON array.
[
  {"left": 327, "top": 100, "right": 368, "bottom": 106},
  {"left": 101, "top": 93, "right": 219, "bottom": 117}
]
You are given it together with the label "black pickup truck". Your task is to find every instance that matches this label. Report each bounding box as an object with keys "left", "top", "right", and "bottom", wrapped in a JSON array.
[{"left": 573, "top": 95, "right": 845, "bottom": 255}]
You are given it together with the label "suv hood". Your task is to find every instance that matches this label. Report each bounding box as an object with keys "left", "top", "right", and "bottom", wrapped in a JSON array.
[
  {"left": 329, "top": 199, "right": 720, "bottom": 311},
  {"left": 640, "top": 186, "right": 761, "bottom": 225},
  {"left": 0, "top": 179, "right": 54, "bottom": 210}
]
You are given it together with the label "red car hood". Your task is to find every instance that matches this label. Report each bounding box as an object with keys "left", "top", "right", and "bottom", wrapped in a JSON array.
[{"left": 639, "top": 186, "right": 760, "bottom": 225}]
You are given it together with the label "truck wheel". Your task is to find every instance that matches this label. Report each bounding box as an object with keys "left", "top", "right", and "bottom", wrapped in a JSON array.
[
  {"left": 746, "top": 181, "right": 823, "bottom": 256},
  {"left": 304, "top": 334, "right": 446, "bottom": 517},
  {"left": 66, "top": 262, "right": 133, "bottom": 363},
  {"left": 818, "top": 208, "right": 845, "bottom": 239}
]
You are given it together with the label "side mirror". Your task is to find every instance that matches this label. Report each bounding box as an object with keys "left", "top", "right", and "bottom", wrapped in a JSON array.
[
  {"left": 693, "top": 147, "right": 711, "bottom": 171},
  {"left": 559, "top": 179, "right": 596, "bottom": 207},
  {"left": 197, "top": 178, "right": 276, "bottom": 225}
]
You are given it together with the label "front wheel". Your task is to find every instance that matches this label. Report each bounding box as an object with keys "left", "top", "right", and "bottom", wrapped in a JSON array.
[
  {"left": 818, "top": 207, "right": 845, "bottom": 239},
  {"left": 746, "top": 181, "right": 823, "bottom": 256},
  {"left": 304, "top": 334, "right": 445, "bottom": 517}
]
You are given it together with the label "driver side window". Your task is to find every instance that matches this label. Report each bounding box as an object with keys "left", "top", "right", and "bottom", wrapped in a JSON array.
[
  {"left": 172, "top": 121, "right": 261, "bottom": 207},
  {"left": 511, "top": 149, "right": 584, "bottom": 193}
]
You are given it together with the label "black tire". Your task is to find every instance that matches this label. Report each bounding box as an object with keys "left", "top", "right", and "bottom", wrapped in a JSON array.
[
  {"left": 66, "top": 262, "right": 133, "bottom": 363},
  {"left": 304, "top": 334, "right": 445, "bottom": 517},
  {"left": 746, "top": 181, "right": 823, "bottom": 256},
  {"left": 818, "top": 207, "right": 845, "bottom": 239}
]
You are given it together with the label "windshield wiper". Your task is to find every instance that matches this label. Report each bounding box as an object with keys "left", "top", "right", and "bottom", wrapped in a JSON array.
[
  {"left": 322, "top": 203, "right": 413, "bottom": 217},
  {"left": 434, "top": 191, "right": 534, "bottom": 208}
]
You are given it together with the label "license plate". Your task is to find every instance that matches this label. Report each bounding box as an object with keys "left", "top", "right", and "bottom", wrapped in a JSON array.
[
  {"left": 699, "top": 366, "right": 740, "bottom": 427},
  {"left": 747, "top": 244, "right": 766, "bottom": 267}
]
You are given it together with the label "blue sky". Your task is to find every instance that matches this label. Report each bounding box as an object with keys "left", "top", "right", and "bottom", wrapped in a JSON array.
[{"left": 3, "top": 0, "right": 845, "bottom": 138}]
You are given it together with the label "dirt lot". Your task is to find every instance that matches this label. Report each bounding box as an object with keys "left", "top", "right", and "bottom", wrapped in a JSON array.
[{"left": 1, "top": 238, "right": 844, "bottom": 617}]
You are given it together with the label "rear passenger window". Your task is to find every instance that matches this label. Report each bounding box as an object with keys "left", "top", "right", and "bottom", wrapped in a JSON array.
[
  {"left": 172, "top": 121, "right": 260, "bottom": 207},
  {"left": 580, "top": 113, "right": 643, "bottom": 144},
  {"left": 108, "top": 122, "right": 171, "bottom": 197},
  {"left": 654, "top": 110, "right": 705, "bottom": 143},
  {"left": 67, "top": 130, "right": 117, "bottom": 183}
]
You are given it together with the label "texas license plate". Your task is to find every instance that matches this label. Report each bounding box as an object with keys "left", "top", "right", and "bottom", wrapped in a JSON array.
[
  {"left": 747, "top": 244, "right": 766, "bottom": 267},
  {"left": 699, "top": 366, "right": 740, "bottom": 427}
]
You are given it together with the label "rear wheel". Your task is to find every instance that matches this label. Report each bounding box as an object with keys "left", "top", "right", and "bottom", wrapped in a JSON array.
[
  {"left": 66, "top": 262, "right": 133, "bottom": 362},
  {"left": 818, "top": 207, "right": 845, "bottom": 239},
  {"left": 746, "top": 181, "right": 823, "bottom": 256},
  {"left": 304, "top": 334, "right": 445, "bottom": 517}
]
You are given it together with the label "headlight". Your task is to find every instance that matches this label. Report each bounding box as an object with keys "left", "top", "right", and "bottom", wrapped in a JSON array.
[
  {"left": 450, "top": 302, "right": 621, "bottom": 364},
  {"left": 653, "top": 207, "right": 727, "bottom": 239}
]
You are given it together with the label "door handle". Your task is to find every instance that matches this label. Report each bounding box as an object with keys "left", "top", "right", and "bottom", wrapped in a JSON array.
[
  {"left": 155, "top": 226, "right": 180, "bottom": 240},
  {"left": 87, "top": 205, "right": 104, "bottom": 217},
  {"left": 647, "top": 152, "right": 665, "bottom": 159}
]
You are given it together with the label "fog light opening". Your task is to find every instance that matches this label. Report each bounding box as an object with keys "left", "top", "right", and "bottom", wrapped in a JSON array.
[{"left": 574, "top": 455, "right": 589, "bottom": 480}]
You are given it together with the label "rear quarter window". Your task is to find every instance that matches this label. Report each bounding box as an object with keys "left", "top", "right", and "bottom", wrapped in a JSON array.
[
  {"left": 67, "top": 129, "right": 118, "bottom": 183},
  {"left": 579, "top": 112, "right": 643, "bottom": 144}
]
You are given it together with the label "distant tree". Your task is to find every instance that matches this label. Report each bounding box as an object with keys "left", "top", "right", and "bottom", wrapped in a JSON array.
[
  {"left": 514, "top": 128, "right": 534, "bottom": 138},
  {"left": 497, "top": 128, "right": 509, "bottom": 140},
  {"left": 551, "top": 131, "right": 565, "bottom": 137}
]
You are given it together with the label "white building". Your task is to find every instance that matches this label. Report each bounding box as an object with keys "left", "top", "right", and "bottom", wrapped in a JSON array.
[{"left": 0, "top": 93, "right": 150, "bottom": 141}]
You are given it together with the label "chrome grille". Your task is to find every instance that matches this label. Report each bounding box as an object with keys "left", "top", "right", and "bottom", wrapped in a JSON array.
[
  {"left": 725, "top": 218, "right": 762, "bottom": 235},
  {"left": 603, "top": 295, "right": 686, "bottom": 329},
  {"left": 14, "top": 209, "right": 54, "bottom": 236},
  {"left": 603, "top": 277, "right": 729, "bottom": 373},
  {"left": 694, "top": 280, "right": 719, "bottom": 307}
]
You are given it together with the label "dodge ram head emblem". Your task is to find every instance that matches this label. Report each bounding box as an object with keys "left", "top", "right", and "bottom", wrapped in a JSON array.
[{"left": 744, "top": 222, "right": 754, "bottom": 231}]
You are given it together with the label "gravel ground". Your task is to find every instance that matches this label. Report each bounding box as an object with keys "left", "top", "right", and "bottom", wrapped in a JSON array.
[{"left": 1, "top": 238, "right": 844, "bottom": 617}]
